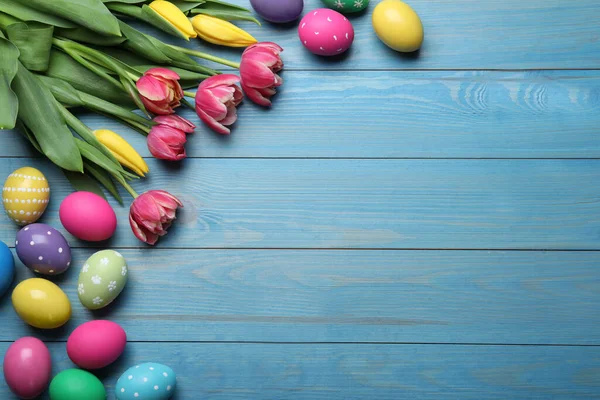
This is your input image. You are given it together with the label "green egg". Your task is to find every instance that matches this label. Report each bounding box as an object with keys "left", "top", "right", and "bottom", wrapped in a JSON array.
[
  {"left": 49, "top": 369, "right": 106, "bottom": 400},
  {"left": 78, "top": 250, "right": 128, "bottom": 310},
  {"left": 321, "top": 0, "right": 369, "bottom": 13}
]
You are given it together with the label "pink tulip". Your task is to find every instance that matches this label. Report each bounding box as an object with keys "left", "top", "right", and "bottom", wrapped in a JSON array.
[
  {"left": 130, "top": 190, "right": 183, "bottom": 245},
  {"left": 154, "top": 114, "right": 196, "bottom": 133},
  {"left": 147, "top": 124, "right": 187, "bottom": 161},
  {"left": 136, "top": 68, "right": 184, "bottom": 115},
  {"left": 195, "top": 74, "right": 243, "bottom": 135},
  {"left": 239, "top": 42, "right": 284, "bottom": 107}
]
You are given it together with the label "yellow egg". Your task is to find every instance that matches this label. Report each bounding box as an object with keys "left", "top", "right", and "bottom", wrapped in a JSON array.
[
  {"left": 12, "top": 278, "right": 71, "bottom": 329},
  {"left": 372, "top": 0, "right": 424, "bottom": 52},
  {"left": 2, "top": 167, "right": 50, "bottom": 226}
]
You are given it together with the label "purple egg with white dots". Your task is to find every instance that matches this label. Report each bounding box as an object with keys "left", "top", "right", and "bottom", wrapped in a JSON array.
[{"left": 15, "top": 223, "right": 71, "bottom": 276}]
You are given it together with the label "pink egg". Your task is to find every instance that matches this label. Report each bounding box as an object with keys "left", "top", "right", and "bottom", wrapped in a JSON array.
[
  {"left": 298, "top": 8, "right": 354, "bottom": 56},
  {"left": 59, "top": 192, "right": 117, "bottom": 242},
  {"left": 67, "top": 320, "right": 127, "bottom": 369},
  {"left": 3, "top": 337, "right": 52, "bottom": 399}
]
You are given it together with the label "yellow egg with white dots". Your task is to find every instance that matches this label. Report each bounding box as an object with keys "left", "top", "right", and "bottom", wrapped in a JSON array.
[{"left": 3, "top": 167, "right": 50, "bottom": 226}]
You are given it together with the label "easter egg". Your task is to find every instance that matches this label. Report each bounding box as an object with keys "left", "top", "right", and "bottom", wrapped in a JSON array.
[
  {"left": 12, "top": 278, "right": 71, "bottom": 329},
  {"left": 321, "top": 0, "right": 368, "bottom": 13},
  {"left": 67, "top": 320, "right": 127, "bottom": 369},
  {"left": 116, "top": 363, "right": 176, "bottom": 400},
  {"left": 298, "top": 9, "right": 354, "bottom": 56},
  {"left": 3, "top": 337, "right": 52, "bottom": 399},
  {"left": 15, "top": 224, "right": 72, "bottom": 275},
  {"left": 59, "top": 191, "right": 117, "bottom": 242},
  {"left": 372, "top": 0, "right": 424, "bottom": 52},
  {"left": 0, "top": 240, "right": 14, "bottom": 297},
  {"left": 78, "top": 249, "right": 128, "bottom": 310},
  {"left": 250, "top": 0, "right": 303, "bottom": 23},
  {"left": 2, "top": 167, "right": 50, "bottom": 226},
  {"left": 49, "top": 369, "right": 106, "bottom": 400}
]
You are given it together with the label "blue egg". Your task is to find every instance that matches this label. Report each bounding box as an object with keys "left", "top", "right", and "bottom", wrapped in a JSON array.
[
  {"left": 0, "top": 240, "right": 14, "bottom": 297},
  {"left": 116, "top": 363, "right": 176, "bottom": 399}
]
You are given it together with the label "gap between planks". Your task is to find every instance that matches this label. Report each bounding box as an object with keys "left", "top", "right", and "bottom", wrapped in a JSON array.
[
  {"left": 4, "top": 156, "right": 600, "bottom": 160},
  {"left": 0, "top": 340, "right": 597, "bottom": 347}
]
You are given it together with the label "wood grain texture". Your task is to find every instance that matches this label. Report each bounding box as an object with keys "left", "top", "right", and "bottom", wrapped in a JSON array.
[
  {"left": 1, "top": 249, "right": 599, "bottom": 344},
  {"left": 1, "top": 158, "right": 599, "bottom": 249},
  {"left": 2, "top": 71, "right": 600, "bottom": 158},
  {"left": 1, "top": 342, "right": 599, "bottom": 399},
  {"left": 165, "top": 0, "right": 600, "bottom": 70}
]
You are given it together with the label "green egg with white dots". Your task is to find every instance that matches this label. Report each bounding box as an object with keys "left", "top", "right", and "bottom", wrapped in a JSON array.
[
  {"left": 321, "top": 0, "right": 369, "bottom": 13},
  {"left": 78, "top": 250, "right": 128, "bottom": 310}
]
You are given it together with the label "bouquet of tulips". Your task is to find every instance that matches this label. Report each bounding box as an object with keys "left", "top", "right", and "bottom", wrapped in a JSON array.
[{"left": 0, "top": 0, "right": 284, "bottom": 245}]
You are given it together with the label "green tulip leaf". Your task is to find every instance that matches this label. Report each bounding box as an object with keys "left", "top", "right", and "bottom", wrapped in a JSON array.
[
  {"left": 83, "top": 161, "right": 123, "bottom": 204},
  {"left": 191, "top": 7, "right": 261, "bottom": 25},
  {"left": 63, "top": 169, "right": 108, "bottom": 200},
  {"left": 6, "top": 22, "right": 54, "bottom": 72},
  {"left": 46, "top": 50, "right": 135, "bottom": 108},
  {"left": 16, "top": 120, "right": 43, "bottom": 153},
  {"left": 118, "top": 21, "right": 172, "bottom": 64},
  {"left": 37, "top": 75, "right": 84, "bottom": 107},
  {"left": 170, "top": 1, "right": 204, "bottom": 13},
  {"left": 56, "top": 26, "right": 127, "bottom": 46},
  {"left": 0, "top": 0, "right": 76, "bottom": 28},
  {"left": 12, "top": 63, "right": 83, "bottom": 172},
  {"left": 0, "top": 34, "right": 19, "bottom": 130},
  {"left": 204, "top": 0, "right": 251, "bottom": 12},
  {"left": 23, "top": 0, "right": 121, "bottom": 36}
]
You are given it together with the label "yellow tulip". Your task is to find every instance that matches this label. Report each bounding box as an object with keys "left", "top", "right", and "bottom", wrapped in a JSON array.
[
  {"left": 149, "top": 0, "right": 197, "bottom": 40},
  {"left": 191, "top": 14, "right": 257, "bottom": 48},
  {"left": 93, "top": 129, "right": 149, "bottom": 177}
]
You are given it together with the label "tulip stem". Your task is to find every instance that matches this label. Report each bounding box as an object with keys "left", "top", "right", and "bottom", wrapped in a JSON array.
[
  {"left": 183, "top": 91, "right": 196, "bottom": 98},
  {"left": 119, "top": 178, "right": 139, "bottom": 199},
  {"left": 167, "top": 45, "right": 241, "bottom": 69}
]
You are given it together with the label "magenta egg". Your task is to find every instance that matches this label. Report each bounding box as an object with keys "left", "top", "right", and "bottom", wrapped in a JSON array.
[
  {"left": 3, "top": 337, "right": 52, "bottom": 399},
  {"left": 298, "top": 8, "right": 354, "bottom": 56},
  {"left": 67, "top": 320, "right": 127, "bottom": 369},
  {"left": 59, "top": 192, "right": 117, "bottom": 242}
]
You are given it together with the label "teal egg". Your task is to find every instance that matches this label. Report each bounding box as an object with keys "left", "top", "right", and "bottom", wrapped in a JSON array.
[
  {"left": 0, "top": 240, "right": 14, "bottom": 297},
  {"left": 116, "top": 362, "right": 176, "bottom": 399}
]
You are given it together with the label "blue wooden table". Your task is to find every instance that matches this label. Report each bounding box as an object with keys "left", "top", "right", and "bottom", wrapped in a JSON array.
[{"left": 2, "top": 0, "right": 600, "bottom": 398}]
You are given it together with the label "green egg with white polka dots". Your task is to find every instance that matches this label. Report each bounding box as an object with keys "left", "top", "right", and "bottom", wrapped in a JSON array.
[
  {"left": 321, "top": 0, "right": 369, "bottom": 13},
  {"left": 78, "top": 250, "right": 128, "bottom": 310}
]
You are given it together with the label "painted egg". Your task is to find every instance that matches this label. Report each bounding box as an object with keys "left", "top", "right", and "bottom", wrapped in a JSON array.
[
  {"left": 49, "top": 369, "right": 106, "bottom": 400},
  {"left": 321, "top": 0, "right": 369, "bottom": 13},
  {"left": 3, "top": 337, "right": 52, "bottom": 399},
  {"left": 250, "top": 0, "right": 303, "bottom": 23},
  {"left": 15, "top": 223, "right": 72, "bottom": 275},
  {"left": 298, "top": 9, "right": 354, "bottom": 56},
  {"left": 78, "top": 249, "right": 128, "bottom": 310},
  {"left": 0, "top": 240, "right": 14, "bottom": 297},
  {"left": 116, "top": 362, "right": 176, "bottom": 400},
  {"left": 59, "top": 191, "right": 117, "bottom": 242},
  {"left": 2, "top": 167, "right": 50, "bottom": 226},
  {"left": 372, "top": 0, "right": 424, "bottom": 52},
  {"left": 67, "top": 320, "right": 127, "bottom": 369},
  {"left": 12, "top": 278, "right": 71, "bottom": 329}
]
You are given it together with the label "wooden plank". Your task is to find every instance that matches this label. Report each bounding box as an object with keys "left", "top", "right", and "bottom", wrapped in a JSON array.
[
  {"left": 1, "top": 158, "right": 599, "bottom": 249},
  {"left": 0, "top": 342, "right": 599, "bottom": 399},
  {"left": 2, "top": 71, "right": 600, "bottom": 158},
  {"left": 164, "top": 0, "right": 600, "bottom": 70},
  {"left": 1, "top": 249, "right": 598, "bottom": 344}
]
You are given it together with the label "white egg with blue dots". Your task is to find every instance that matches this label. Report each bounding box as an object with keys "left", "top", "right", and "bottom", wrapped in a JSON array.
[{"left": 116, "top": 362, "right": 176, "bottom": 399}]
